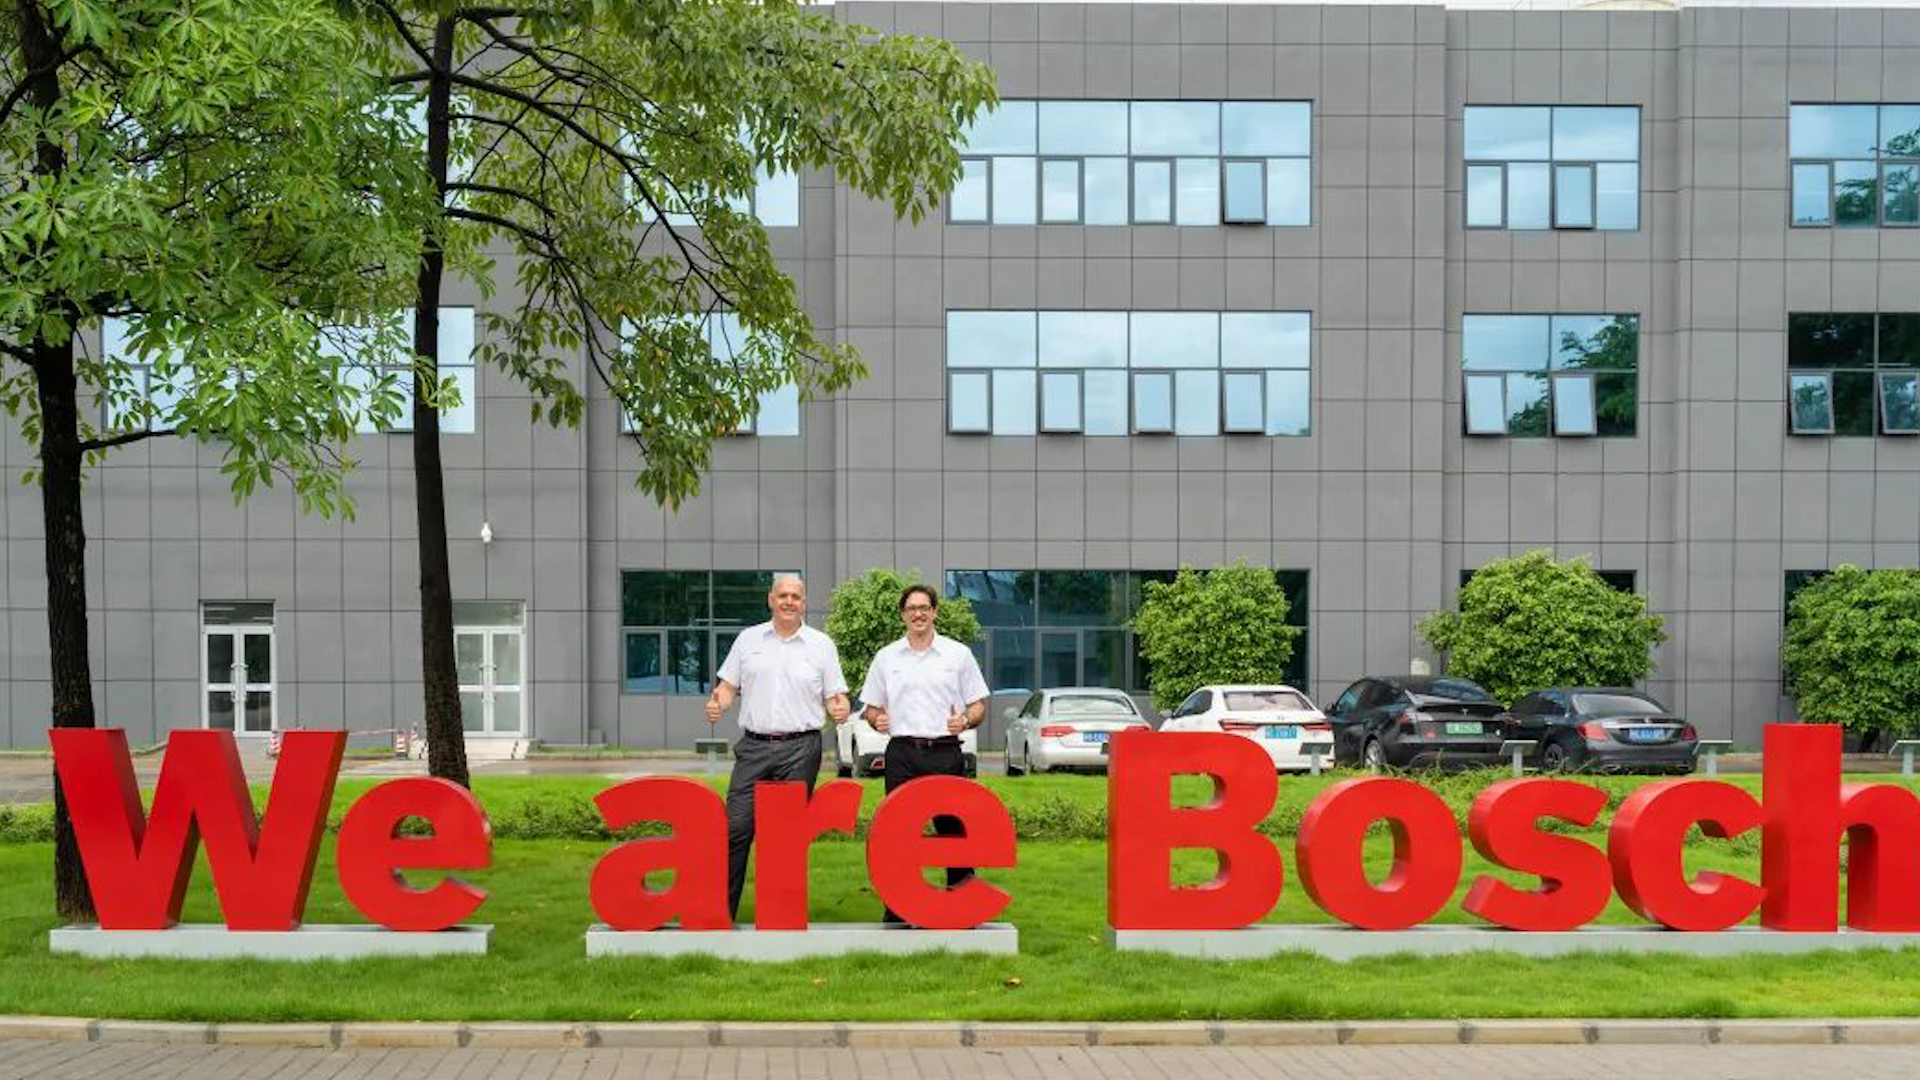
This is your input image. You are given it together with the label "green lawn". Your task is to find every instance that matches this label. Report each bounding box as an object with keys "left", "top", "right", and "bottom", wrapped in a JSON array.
[{"left": 6, "top": 767, "right": 1920, "bottom": 1022}]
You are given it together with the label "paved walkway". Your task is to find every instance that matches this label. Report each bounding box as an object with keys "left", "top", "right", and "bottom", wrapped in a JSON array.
[{"left": 4, "top": 1041, "right": 1919, "bottom": 1079}]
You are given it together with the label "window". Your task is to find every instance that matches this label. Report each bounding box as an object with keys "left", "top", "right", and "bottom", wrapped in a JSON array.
[
  {"left": 945, "top": 569, "right": 1310, "bottom": 693},
  {"left": 99, "top": 317, "right": 185, "bottom": 432},
  {"left": 335, "top": 307, "right": 478, "bottom": 435},
  {"left": 954, "top": 100, "right": 1311, "bottom": 227},
  {"left": 947, "top": 310, "right": 1311, "bottom": 437},
  {"left": 621, "top": 571, "right": 795, "bottom": 694},
  {"left": 620, "top": 313, "right": 800, "bottom": 436},
  {"left": 1787, "top": 313, "right": 1920, "bottom": 435},
  {"left": 1463, "top": 106, "right": 1639, "bottom": 231},
  {"left": 1461, "top": 314, "right": 1639, "bottom": 437},
  {"left": 1790, "top": 105, "right": 1920, "bottom": 227}
]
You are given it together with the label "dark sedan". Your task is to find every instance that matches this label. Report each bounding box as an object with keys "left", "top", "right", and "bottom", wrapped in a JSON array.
[
  {"left": 1326, "top": 675, "right": 1510, "bottom": 771},
  {"left": 1506, "top": 688, "right": 1698, "bottom": 774}
]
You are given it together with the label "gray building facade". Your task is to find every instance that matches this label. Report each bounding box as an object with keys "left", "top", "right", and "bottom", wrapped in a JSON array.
[{"left": 5, "top": 2, "right": 1919, "bottom": 750}]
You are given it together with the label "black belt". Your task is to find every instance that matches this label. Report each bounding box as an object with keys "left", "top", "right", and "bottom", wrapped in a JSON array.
[
  {"left": 743, "top": 729, "right": 821, "bottom": 742},
  {"left": 893, "top": 735, "right": 961, "bottom": 748}
]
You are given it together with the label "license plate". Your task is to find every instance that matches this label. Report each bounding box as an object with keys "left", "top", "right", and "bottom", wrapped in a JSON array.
[
  {"left": 1445, "top": 721, "right": 1483, "bottom": 735},
  {"left": 1627, "top": 727, "right": 1667, "bottom": 743},
  {"left": 1264, "top": 725, "right": 1298, "bottom": 739},
  {"left": 1084, "top": 731, "right": 1110, "bottom": 744}
]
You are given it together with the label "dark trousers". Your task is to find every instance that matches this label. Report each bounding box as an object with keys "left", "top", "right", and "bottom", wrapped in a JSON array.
[
  {"left": 881, "top": 735, "right": 970, "bottom": 924},
  {"left": 725, "top": 730, "right": 823, "bottom": 922}
]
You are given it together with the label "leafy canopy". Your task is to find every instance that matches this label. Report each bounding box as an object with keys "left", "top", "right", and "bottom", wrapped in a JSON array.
[
  {"left": 1783, "top": 565, "right": 1920, "bottom": 735},
  {"left": 823, "top": 568, "right": 981, "bottom": 698},
  {"left": 0, "top": 0, "right": 426, "bottom": 511},
  {"left": 1129, "top": 563, "right": 1300, "bottom": 712},
  {"left": 1419, "top": 550, "right": 1666, "bottom": 705}
]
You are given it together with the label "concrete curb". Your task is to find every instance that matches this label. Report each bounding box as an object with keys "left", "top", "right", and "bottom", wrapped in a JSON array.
[{"left": 0, "top": 1016, "right": 1913, "bottom": 1049}]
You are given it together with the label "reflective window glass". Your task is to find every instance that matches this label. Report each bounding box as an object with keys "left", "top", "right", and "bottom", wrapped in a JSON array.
[
  {"left": 1223, "top": 160, "right": 1266, "bottom": 223},
  {"left": 1463, "top": 315, "right": 1549, "bottom": 371},
  {"left": 1506, "top": 373, "right": 1550, "bottom": 437},
  {"left": 1506, "top": 162, "right": 1551, "bottom": 229},
  {"left": 1084, "top": 157, "right": 1129, "bottom": 224},
  {"left": 1884, "top": 163, "right": 1919, "bottom": 225},
  {"left": 1551, "top": 107, "right": 1638, "bottom": 160},
  {"left": 1040, "top": 311, "right": 1128, "bottom": 368},
  {"left": 1554, "top": 164, "right": 1595, "bottom": 228},
  {"left": 1553, "top": 374, "right": 1597, "bottom": 435},
  {"left": 951, "top": 159, "right": 990, "bottom": 222},
  {"left": 1594, "top": 372, "right": 1637, "bottom": 437},
  {"left": 1834, "top": 369, "right": 1876, "bottom": 435},
  {"left": 1791, "top": 163, "right": 1831, "bottom": 226},
  {"left": 1790, "top": 105, "right": 1879, "bottom": 159},
  {"left": 993, "top": 156, "right": 1037, "bottom": 224},
  {"left": 947, "top": 570, "right": 1036, "bottom": 627},
  {"left": 1223, "top": 312, "right": 1309, "bottom": 369},
  {"left": 948, "top": 311, "right": 1037, "bottom": 368},
  {"left": 1465, "top": 106, "right": 1550, "bottom": 160},
  {"left": 1041, "top": 371, "right": 1082, "bottom": 432},
  {"left": 1882, "top": 314, "right": 1920, "bottom": 367},
  {"left": 1175, "top": 158, "right": 1219, "bottom": 226},
  {"left": 1266, "top": 157, "right": 1311, "bottom": 226},
  {"left": 1881, "top": 373, "right": 1920, "bottom": 433},
  {"left": 949, "top": 371, "right": 990, "bottom": 432},
  {"left": 1132, "top": 160, "right": 1172, "bottom": 223},
  {"left": 1595, "top": 163, "right": 1639, "bottom": 229},
  {"left": 1223, "top": 372, "right": 1264, "bottom": 432},
  {"left": 964, "top": 101, "right": 1037, "bottom": 154},
  {"left": 990, "top": 628, "right": 1036, "bottom": 692},
  {"left": 1789, "top": 373, "right": 1834, "bottom": 433},
  {"left": 1835, "top": 160, "right": 1878, "bottom": 226},
  {"left": 1084, "top": 370, "right": 1128, "bottom": 435},
  {"left": 1553, "top": 315, "right": 1637, "bottom": 371},
  {"left": 1464, "top": 374, "right": 1507, "bottom": 434},
  {"left": 1041, "top": 159, "right": 1082, "bottom": 223},
  {"left": 753, "top": 169, "right": 800, "bottom": 227},
  {"left": 991, "top": 369, "right": 1037, "bottom": 435},
  {"left": 1174, "top": 370, "right": 1220, "bottom": 435},
  {"left": 1131, "top": 101, "right": 1219, "bottom": 155},
  {"left": 1133, "top": 372, "right": 1173, "bottom": 432},
  {"left": 1223, "top": 102, "right": 1310, "bottom": 156},
  {"left": 1266, "top": 369, "right": 1311, "bottom": 436},
  {"left": 623, "top": 633, "right": 663, "bottom": 693},
  {"left": 1039, "top": 101, "right": 1129, "bottom": 155},
  {"left": 1787, "top": 313, "right": 1874, "bottom": 368},
  {"left": 1466, "top": 164, "right": 1504, "bottom": 227},
  {"left": 1884, "top": 106, "right": 1920, "bottom": 156},
  {"left": 1038, "top": 570, "right": 1127, "bottom": 626},
  {"left": 622, "top": 571, "right": 706, "bottom": 626},
  {"left": 1131, "top": 313, "right": 1219, "bottom": 367},
  {"left": 755, "top": 383, "right": 800, "bottom": 436}
]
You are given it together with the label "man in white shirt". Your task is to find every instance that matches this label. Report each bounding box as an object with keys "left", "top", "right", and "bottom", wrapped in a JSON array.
[
  {"left": 859, "top": 583, "right": 991, "bottom": 923},
  {"left": 706, "top": 573, "right": 850, "bottom": 922}
]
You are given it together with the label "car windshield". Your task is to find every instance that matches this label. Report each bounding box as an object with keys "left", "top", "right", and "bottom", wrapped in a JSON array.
[
  {"left": 1410, "top": 679, "right": 1496, "bottom": 705},
  {"left": 1223, "top": 690, "right": 1312, "bottom": 713},
  {"left": 1049, "top": 696, "right": 1138, "bottom": 718},
  {"left": 1573, "top": 692, "right": 1665, "bottom": 718}
]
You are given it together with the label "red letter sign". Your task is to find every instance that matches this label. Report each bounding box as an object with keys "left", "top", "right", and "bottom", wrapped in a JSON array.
[
  {"left": 1462, "top": 779, "right": 1611, "bottom": 931},
  {"left": 867, "top": 777, "right": 1015, "bottom": 929},
  {"left": 753, "top": 780, "right": 862, "bottom": 930},
  {"left": 1609, "top": 780, "right": 1761, "bottom": 930},
  {"left": 335, "top": 778, "right": 491, "bottom": 932},
  {"left": 1762, "top": 722, "right": 1920, "bottom": 932},
  {"left": 590, "top": 777, "right": 730, "bottom": 931},
  {"left": 51, "top": 728, "right": 342, "bottom": 931},
  {"left": 1107, "top": 731, "right": 1282, "bottom": 930},
  {"left": 1296, "top": 777, "right": 1461, "bottom": 930}
]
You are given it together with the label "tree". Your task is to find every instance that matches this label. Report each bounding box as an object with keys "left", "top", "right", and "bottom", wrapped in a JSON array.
[
  {"left": 1419, "top": 550, "right": 1666, "bottom": 705},
  {"left": 351, "top": 1, "right": 995, "bottom": 786},
  {"left": 824, "top": 569, "right": 981, "bottom": 699},
  {"left": 1129, "top": 563, "right": 1301, "bottom": 712},
  {"left": 1, "top": 0, "right": 423, "bottom": 918},
  {"left": 1783, "top": 565, "right": 1920, "bottom": 739}
]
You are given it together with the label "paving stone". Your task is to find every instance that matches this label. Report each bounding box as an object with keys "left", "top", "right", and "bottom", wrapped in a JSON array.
[
  {"left": 591, "top": 1022, "right": 716, "bottom": 1047},
  {"left": 1217, "top": 1022, "right": 1342, "bottom": 1045},
  {"left": 464, "top": 1023, "right": 591, "bottom": 1048},
  {"left": 336, "top": 1022, "right": 464, "bottom": 1048},
  {"left": 0, "top": 1018, "right": 94, "bottom": 1042},
  {"left": 1464, "top": 1020, "right": 1590, "bottom": 1044},
  {"left": 212, "top": 1023, "right": 336, "bottom": 1047},
  {"left": 93, "top": 1020, "right": 210, "bottom": 1044}
]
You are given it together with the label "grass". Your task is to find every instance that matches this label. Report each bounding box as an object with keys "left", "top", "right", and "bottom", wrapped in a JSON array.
[{"left": 7, "top": 767, "right": 1920, "bottom": 1021}]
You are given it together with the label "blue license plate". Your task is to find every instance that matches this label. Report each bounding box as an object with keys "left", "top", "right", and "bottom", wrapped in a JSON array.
[
  {"left": 1264, "top": 725, "right": 1299, "bottom": 739},
  {"left": 1627, "top": 727, "right": 1667, "bottom": 743},
  {"left": 1084, "top": 731, "right": 1110, "bottom": 744}
]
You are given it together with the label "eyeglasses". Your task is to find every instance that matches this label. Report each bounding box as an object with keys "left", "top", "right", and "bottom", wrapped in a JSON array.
[{"left": 902, "top": 604, "right": 935, "bottom": 615}]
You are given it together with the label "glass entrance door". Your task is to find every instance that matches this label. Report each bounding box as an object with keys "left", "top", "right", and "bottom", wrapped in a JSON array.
[
  {"left": 204, "top": 625, "right": 275, "bottom": 733},
  {"left": 456, "top": 626, "right": 524, "bottom": 735}
]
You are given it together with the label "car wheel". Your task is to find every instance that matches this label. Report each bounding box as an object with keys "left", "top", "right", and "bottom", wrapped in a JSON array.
[
  {"left": 1363, "top": 738, "right": 1387, "bottom": 773},
  {"left": 1542, "top": 737, "right": 1584, "bottom": 773},
  {"left": 835, "top": 760, "right": 852, "bottom": 778}
]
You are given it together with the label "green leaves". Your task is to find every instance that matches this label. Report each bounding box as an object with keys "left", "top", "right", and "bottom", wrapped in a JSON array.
[
  {"left": 1783, "top": 565, "right": 1920, "bottom": 736},
  {"left": 823, "top": 568, "right": 982, "bottom": 699},
  {"left": 1129, "top": 563, "right": 1301, "bottom": 712},
  {"left": 1418, "top": 550, "right": 1666, "bottom": 706}
]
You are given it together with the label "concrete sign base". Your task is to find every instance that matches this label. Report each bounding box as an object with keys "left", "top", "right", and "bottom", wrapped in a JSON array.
[
  {"left": 1110, "top": 924, "right": 1920, "bottom": 961},
  {"left": 586, "top": 922, "right": 1018, "bottom": 960},
  {"left": 49, "top": 924, "right": 492, "bottom": 960}
]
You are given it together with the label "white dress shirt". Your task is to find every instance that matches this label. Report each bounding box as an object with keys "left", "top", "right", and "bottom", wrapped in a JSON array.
[
  {"left": 858, "top": 634, "right": 991, "bottom": 738},
  {"left": 716, "top": 622, "right": 849, "bottom": 735}
]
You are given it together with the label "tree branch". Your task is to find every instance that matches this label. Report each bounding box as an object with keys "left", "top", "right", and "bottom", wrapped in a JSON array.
[{"left": 77, "top": 427, "right": 174, "bottom": 453}]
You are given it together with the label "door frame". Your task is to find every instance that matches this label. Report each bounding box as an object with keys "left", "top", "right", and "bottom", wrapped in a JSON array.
[
  {"left": 455, "top": 623, "right": 527, "bottom": 737},
  {"left": 201, "top": 623, "right": 278, "bottom": 735}
]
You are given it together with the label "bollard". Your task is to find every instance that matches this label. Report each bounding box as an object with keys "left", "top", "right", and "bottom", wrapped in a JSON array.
[
  {"left": 1498, "top": 740, "right": 1537, "bottom": 779},
  {"left": 1890, "top": 740, "right": 1920, "bottom": 779},
  {"left": 693, "top": 737, "right": 730, "bottom": 776},
  {"left": 1695, "top": 739, "right": 1731, "bottom": 777},
  {"left": 1301, "top": 742, "right": 1333, "bottom": 777}
]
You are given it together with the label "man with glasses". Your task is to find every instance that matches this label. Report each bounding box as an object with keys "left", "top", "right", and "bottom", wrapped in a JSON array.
[
  {"left": 705, "top": 573, "right": 850, "bottom": 923},
  {"left": 859, "top": 583, "right": 990, "bottom": 925}
]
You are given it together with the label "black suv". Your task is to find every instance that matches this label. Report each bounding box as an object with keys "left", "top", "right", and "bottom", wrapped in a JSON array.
[{"left": 1326, "top": 675, "right": 1509, "bottom": 771}]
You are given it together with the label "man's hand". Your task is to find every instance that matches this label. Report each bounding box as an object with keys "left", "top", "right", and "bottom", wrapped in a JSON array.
[
  {"left": 947, "top": 709, "right": 968, "bottom": 735},
  {"left": 827, "top": 695, "right": 850, "bottom": 724},
  {"left": 704, "top": 696, "right": 723, "bottom": 725},
  {"left": 866, "top": 705, "right": 890, "bottom": 733}
]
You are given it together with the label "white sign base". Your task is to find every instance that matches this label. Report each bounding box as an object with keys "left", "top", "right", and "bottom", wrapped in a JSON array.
[
  {"left": 586, "top": 922, "right": 1018, "bottom": 960},
  {"left": 1110, "top": 924, "right": 1920, "bottom": 960},
  {"left": 50, "top": 924, "right": 491, "bottom": 960}
]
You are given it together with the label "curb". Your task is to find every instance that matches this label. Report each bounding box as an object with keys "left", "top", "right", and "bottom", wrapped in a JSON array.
[{"left": 3, "top": 1017, "right": 1916, "bottom": 1049}]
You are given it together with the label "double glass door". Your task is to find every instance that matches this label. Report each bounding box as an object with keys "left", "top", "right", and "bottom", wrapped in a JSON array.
[
  {"left": 457, "top": 625, "right": 524, "bottom": 735},
  {"left": 205, "top": 625, "right": 275, "bottom": 733}
]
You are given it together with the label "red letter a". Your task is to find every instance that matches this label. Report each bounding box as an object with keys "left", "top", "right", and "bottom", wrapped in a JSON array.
[
  {"left": 589, "top": 777, "right": 730, "bottom": 931},
  {"left": 51, "top": 728, "right": 344, "bottom": 931}
]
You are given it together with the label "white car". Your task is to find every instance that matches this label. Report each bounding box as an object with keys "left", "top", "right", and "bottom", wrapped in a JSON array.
[
  {"left": 1156, "top": 684, "right": 1333, "bottom": 771},
  {"left": 832, "top": 701, "right": 978, "bottom": 778},
  {"left": 1001, "top": 688, "right": 1152, "bottom": 775}
]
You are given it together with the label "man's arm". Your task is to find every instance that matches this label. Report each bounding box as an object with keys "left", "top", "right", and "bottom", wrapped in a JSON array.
[
  {"left": 705, "top": 680, "right": 737, "bottom": 725},
  {"left": 826, "top": 692, "right": 850, "bottom": 724}
]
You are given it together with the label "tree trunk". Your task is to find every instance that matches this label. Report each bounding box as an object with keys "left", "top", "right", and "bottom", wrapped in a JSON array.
[
  {"left": 19, "top": 0, "right": 97, "bottom": 922},
  {"left": 414, "top": 15, "right": 470, "bottom": 788}
]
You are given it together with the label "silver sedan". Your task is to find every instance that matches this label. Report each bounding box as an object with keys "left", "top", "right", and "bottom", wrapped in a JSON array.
[{"left": 1001, "top": 688, "right": 1151, "bottom": 775}]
